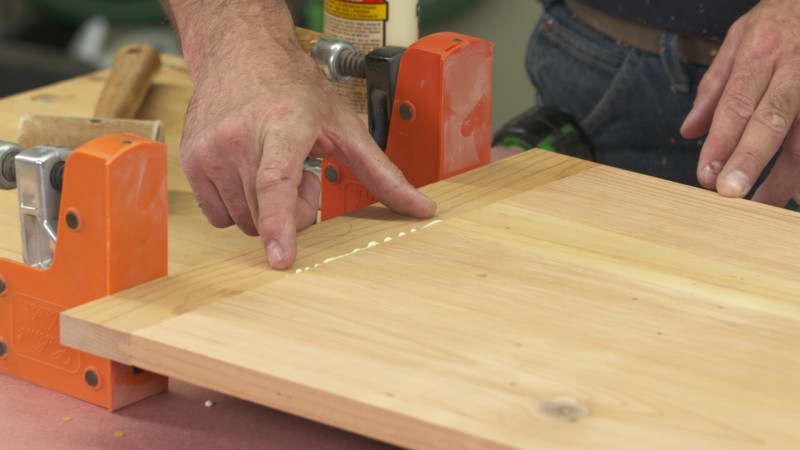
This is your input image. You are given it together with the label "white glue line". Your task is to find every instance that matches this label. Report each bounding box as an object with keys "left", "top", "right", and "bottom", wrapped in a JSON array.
[{"left": 293, "top": 218, "right": 445, "bottom": 274}]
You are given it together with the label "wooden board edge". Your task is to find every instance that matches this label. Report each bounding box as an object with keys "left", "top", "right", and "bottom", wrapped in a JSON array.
[{"left": 123, "top": 331, "right": 513, "bottom": 450}]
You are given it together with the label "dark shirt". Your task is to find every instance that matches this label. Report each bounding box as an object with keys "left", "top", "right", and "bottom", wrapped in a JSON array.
[{"left": 574, "top": 0, "right": 758, "bottom": 39}]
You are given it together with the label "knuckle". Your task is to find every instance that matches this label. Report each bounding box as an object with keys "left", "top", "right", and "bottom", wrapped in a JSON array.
[
  {"left": 179, "top": 134, "right": 228, "bottom": 177},
  {"left": 734, "top": 148, "right": 769, "bottom": 171},
  {"left": 727, "top": 16, "right": 747, "bottom": 38},
  {"left": 763, "top": 83, "right": 794, "bottom": 112},
  {"left": 254, "top": 163, "right": 294, "bottom": 191},
  {"left": 227, "top": 200, "right": 252, "bottom": 225},
  {"left": 696, "top": 68, "right": 727, "bottom": 98},
  {"left": 197, "top": 199, "right": 234, "bottom": 228},
  {"left": 719, "top": 91, "right": 758, "bottom": 121},
  {"left": 257, "top": 213, "right": 289, "bottom": 241},
  {"left": 695, "top": 76, "right": 715, "bottom": 98},
  {"left": 752, "top": 108, "right": 790, "bottom": 135},
  {"left": 182, "top": 149, "right": 226, "bottom": 180},
  {"left": 744, "top": 24, "right": 783, "bottom": 59},
  {"left": 214, "top": 115, "right": 254, "bottom": 157}
]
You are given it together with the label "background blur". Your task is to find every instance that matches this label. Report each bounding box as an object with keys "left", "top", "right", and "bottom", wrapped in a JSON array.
[{"left": 0, "top": 0, "right": 540, "bottom": 131}]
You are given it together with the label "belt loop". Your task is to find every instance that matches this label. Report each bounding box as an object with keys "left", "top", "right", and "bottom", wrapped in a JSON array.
[{"left": 659, "top": 32, "right": 690, "bottom": 94}]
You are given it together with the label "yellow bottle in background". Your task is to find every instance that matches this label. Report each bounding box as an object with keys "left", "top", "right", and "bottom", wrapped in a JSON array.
[{"left": 323, "top": 0, "right": 419, "bottom": 121}]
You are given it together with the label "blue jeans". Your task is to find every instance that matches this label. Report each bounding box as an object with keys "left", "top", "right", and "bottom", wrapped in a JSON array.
[{"left": 527, "top": 1, "right": 710, "bottom": 188}]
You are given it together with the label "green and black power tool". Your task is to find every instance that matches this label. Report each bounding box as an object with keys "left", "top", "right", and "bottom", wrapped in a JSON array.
[{"left": 492, "top": 106, "right": 595, "bottom": 161}]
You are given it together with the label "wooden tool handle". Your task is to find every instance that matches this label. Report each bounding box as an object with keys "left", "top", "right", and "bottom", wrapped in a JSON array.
[
  {"left": 94, "top": 33, "right": 315, "bottom": 119},
  {"left": 94, "top": 43, "right": 161, "bottom": 119},
  {"left": 295, "top": 27, "right": 325, "bottom": 55}
]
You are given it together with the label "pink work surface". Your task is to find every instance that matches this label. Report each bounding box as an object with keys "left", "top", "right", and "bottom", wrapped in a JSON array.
[{"left": 2, "top": 373, "right": 394, "bottom": 449}]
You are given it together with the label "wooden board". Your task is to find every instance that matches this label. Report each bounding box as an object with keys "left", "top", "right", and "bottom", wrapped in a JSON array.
[
  {"left": 0, "top": 54, "right": 257, "bottom": 271},
  {"left": 62, "top": 152, "right": 800, "bottom": 449},
  {"left": 62, "top": 151, "right": 594, "bottom": 362}
]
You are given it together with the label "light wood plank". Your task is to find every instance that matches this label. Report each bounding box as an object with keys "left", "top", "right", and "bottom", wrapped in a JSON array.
[
  {"left": 62, "top": 150, "right": 595, "bottom": 362},
  {"left": 63, "top": 162, "right": 800, "bottom": 448}
]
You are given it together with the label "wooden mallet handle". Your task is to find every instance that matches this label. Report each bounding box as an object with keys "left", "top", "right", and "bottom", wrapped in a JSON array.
[
  {"left": 93, "top": 31, "right": 319, "bottom": 120},
  {"left": 94, "top": 43, "right": 162, "bottom": 119},
  {"left": 295, "top": 27, "right": 325, "bottom": 55}
]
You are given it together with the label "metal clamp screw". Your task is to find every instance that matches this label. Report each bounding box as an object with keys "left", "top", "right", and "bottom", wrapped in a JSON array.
[
  {"left": 0, "top": 141, "right": 22, "bottom": 190},
  {"left": 311, "top": 37, "right": 361, "bottom": 83}
]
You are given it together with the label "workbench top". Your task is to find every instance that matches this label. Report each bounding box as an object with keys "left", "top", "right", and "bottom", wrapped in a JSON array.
[{"left": 3, "top": 54, "right": 800, "bottom": 449}]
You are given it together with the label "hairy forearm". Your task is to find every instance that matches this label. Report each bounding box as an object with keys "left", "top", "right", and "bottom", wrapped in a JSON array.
[{"left": 158, "top": 0, "right": 302, "bottom": 84}]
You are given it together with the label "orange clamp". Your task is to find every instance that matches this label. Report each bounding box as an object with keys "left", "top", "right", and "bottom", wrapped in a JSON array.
[
  {"left": 320, "top": 32, "right": 493, "bottom": 220},
  {"left": 0, "top": 133, "right": 168, "bottom": 410}
]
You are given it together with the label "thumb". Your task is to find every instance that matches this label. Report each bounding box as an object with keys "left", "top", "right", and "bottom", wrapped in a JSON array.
[{"left": 338, "top": 139, "right": 437, "bottom": 219}]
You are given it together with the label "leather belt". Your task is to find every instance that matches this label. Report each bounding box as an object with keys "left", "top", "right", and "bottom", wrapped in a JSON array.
[{"left": 564, "top": 0, "right": 722, "bottom": 66}]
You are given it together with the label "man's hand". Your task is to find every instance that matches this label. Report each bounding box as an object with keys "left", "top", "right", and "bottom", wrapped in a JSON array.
[
  {"left": 162, "top": 0, "right": 436, "bottom": 269},
  {"left": 681, "top": 0, "right": 800, "bottom": 207}
]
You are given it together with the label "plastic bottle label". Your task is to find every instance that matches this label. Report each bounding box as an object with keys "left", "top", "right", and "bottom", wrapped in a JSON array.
[{"left": 323, "top": 0, "right": 419, "bottom": 118}]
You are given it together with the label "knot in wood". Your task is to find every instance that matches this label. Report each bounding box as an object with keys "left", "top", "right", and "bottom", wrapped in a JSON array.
[{"left": 539, "top": 396, "right": 589, "bottom": 422}]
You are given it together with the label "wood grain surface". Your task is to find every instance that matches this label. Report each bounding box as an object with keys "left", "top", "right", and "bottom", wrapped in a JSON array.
[
  {"left": 62, "top": 150, "right": 594, "bottom": 363},
  {"left": 0, "top": 54, "right": 257, "bottom": 271},
  {"left": 63, "top": 155, "right": 800, "bottom": 449}
]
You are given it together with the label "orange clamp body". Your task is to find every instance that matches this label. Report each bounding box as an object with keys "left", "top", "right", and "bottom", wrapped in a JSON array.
[
  {"left": 0, "top": 133, "right": 168, "bottom": 411},
  {"left": 320, "top": 32, "right": 493, "bottom": 220}
]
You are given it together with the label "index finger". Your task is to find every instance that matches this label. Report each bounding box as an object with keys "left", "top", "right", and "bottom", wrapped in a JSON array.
[{"left": 253, "top": 127, "right": 315, "bottom": 270}]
